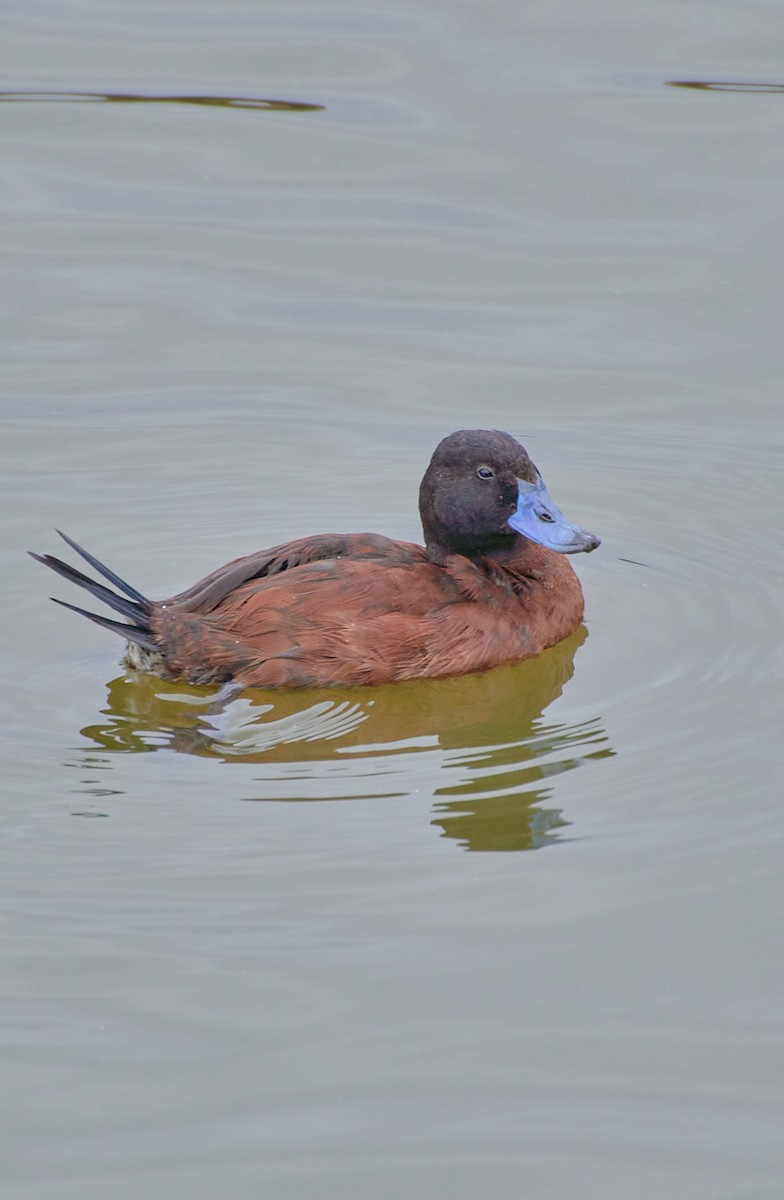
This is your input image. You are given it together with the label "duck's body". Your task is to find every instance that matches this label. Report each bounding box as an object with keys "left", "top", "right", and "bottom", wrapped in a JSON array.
[
  {"left": 32, "top": 430, "right": 599, "bottom": 689},
  {"left": 130, "top": 531, "right": 585, "bottom": 687}
]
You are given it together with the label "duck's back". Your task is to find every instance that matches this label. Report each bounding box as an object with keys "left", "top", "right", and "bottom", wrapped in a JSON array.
[{"left": 168, "top": 532, "right": 426, "bottom": 614}]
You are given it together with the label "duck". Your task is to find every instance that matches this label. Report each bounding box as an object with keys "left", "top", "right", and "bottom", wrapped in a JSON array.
[{"left": 31, "top": 429, "right": 600, "bottom": 689}]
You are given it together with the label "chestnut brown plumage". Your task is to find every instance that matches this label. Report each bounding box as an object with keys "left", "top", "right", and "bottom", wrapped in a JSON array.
[{"left": 31, "top": 430, "right": 599, "bottom": 688}]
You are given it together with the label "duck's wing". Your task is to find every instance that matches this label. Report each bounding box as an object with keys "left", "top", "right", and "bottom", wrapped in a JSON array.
[{"left": 169, "top": 532, "right": 425, "bottom": 614}]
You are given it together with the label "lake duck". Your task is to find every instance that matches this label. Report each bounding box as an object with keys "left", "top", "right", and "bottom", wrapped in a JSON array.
[{"left": 31, "top": 429, "right": 600, "bottom": 688}]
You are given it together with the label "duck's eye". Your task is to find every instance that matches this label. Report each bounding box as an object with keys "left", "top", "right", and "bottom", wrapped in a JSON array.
[{"left": 476, "top": 466, "right": 495, "bottom": 480}]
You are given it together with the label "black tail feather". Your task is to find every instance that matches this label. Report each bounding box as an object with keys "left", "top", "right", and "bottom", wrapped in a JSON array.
[
  {"left": 56, "top": 529, "right": 148, "bottom": 605},
  {"left": 31, "top": 533, "right": 159, "bottom": 653},
  {"left": 51, "top": 598, "right": 158, "bottom": 652},
  {"left": 29, "top": 552, "right": 147, "bottom": 625}
]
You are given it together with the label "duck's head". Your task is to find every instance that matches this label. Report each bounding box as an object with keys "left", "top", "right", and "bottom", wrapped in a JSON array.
[{"left": 419, "top": 429, "right": 600, "bottom": 564}]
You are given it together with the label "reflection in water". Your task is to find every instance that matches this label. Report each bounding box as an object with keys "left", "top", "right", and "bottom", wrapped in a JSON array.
[
  {"left": 0, "top": 90, "right": 324, "bottom": 112},
  {"left": 432, "top": 717, "right": 610, "bottom": 851},
  {"left": 76, "top": 629, "right": 613, "bottom": 851},
  {"left": 666, "top": 80, "right": 784, "bottom": 94}
]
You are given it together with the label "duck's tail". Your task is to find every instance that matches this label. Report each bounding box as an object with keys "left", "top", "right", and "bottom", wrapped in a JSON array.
[{"left": 29, "top": 530, "right": 158, "bottom": 652}]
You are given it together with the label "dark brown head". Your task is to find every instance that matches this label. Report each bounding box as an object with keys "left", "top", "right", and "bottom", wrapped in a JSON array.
[{"left": 419, "top": 429, "right": 600, "bottom": 564}]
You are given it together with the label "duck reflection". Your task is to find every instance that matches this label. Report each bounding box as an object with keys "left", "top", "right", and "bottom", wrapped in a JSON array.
[{"left": 78, "top": 628, "right": 612, "bottom": 851}]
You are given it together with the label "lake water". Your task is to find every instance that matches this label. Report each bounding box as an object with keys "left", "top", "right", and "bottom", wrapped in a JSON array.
[{"left": 2, "top": 2, "right": 783, "bottom": 1197}]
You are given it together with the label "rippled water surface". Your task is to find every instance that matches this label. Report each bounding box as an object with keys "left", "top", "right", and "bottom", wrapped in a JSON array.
[{"left": 2, "top": 1, "right": 783, "bottom": 1197}]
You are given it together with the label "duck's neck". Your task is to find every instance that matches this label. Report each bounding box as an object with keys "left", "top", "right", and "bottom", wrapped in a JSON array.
[
  {"left": 480, "top": 536, "right": 556, "bottom": 580},
  {"left": 424, "top": 530, "right": 517, "bottom": 567}
]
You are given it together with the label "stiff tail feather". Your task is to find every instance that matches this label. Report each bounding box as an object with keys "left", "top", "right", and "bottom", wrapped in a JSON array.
[{"left": 29, "top": 532, "right": 158, "bottom": 653}]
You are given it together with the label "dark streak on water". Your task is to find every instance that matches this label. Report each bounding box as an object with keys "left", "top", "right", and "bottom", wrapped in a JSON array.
[
  {"left": 0, "top": 90, "right": 326, "bottom": 111},
  {"left": 667, "top": 80, "right": 784, "bottom": 94}
]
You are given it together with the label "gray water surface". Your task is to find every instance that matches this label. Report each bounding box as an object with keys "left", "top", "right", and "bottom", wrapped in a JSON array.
[{"left": 2, "top": 2, "right": 783, "bottom": 1198}]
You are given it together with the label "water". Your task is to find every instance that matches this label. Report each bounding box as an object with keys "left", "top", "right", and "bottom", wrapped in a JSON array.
[{"left": 2, "top": 1, "right": 783, "bottom": 1197}]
